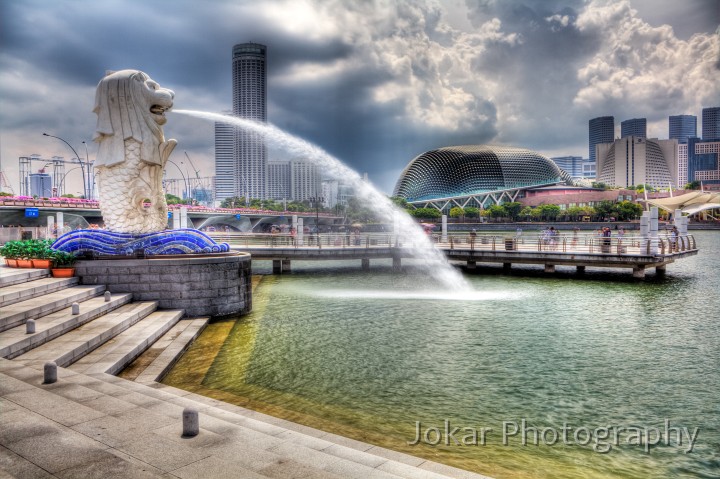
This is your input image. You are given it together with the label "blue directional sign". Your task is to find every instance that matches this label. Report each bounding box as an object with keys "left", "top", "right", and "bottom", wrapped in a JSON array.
[
  {"left": 25, "top": 208, "right": 39, "bottom": 218},
  {"left": 235, "top": 214, "right": 242, "bottom": 219},
  {"left": 168, "top": 212, "right": 173, "bottom": 219}
]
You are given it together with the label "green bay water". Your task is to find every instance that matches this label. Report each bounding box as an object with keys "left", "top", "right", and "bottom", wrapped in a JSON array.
[{"left": 163, "top": 231, "right": 720, "bottom": 478}]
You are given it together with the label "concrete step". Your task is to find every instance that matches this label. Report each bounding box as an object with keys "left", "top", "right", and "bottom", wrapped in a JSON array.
[
  {"left": 14, "top": 301, "right": 158, "bottom": 367},
  {"left": 0, "top": 276, "right": 79, "bottom": 308},
  {"left": 122, "top": 317, "right": 209, "bottom": 384},
  {"left": 69, "top": 309, "right": 184, "bottom": 375},
  {"left": 0, "top": 293, "right": 133, "bottom": 359},
  {"left": 0, "top": 284, "right": 107, "bottom": 333},
  {"left": 0, "top": 264, "right": 50, "bottom": 288}
]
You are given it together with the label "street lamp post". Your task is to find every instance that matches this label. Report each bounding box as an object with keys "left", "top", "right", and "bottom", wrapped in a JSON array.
[
  {"left": 309, "top": 196, "right": 325, "bottom": 236},
  {"left": 57, "top": 166, "right": 82, "bottom": 195},
  {"left": 43, "top": 133, "right": 88, "bottom": 199},
  {"left": 167, "top": 160, "right": 189, "bottom": 201},
  {"left": 81, "top": 141, "right": 95, "bottom": 200}
]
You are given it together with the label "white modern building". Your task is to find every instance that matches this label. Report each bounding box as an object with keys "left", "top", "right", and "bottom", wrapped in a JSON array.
[
  {"left": 266, "top": 160, "right": 320, "bottom": 201},
  {"left": 215, "top": 43, "right": 268, "bottom": 200},
  {"left": 678, "top": 143, "right": 688, "bottom": 186},
  {"left": 214, "top": 119, "right": 235, "bottom": 200},
  {"left": 596, "top": 137, "right": 678, "bottom": 189}
]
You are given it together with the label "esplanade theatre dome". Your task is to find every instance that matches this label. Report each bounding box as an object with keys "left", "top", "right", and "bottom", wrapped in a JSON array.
[{"left": 393, "top": 145, "right": 571, "bottom": 203}]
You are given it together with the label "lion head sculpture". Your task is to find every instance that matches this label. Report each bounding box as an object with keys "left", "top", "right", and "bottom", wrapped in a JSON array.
[
  {"left": 92, "top": 70, "right": 177, "bottom": 234},
  {"left": 93, "top": 69, "right": 176, "bottom": 168}
]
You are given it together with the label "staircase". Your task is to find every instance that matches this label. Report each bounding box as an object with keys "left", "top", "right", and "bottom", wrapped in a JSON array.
[{"left": 0, "top": 264, "right": 492, "bottom": 479}]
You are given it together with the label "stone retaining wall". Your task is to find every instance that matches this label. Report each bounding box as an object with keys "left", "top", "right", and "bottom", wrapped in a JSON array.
[{"left": 75, "top": 253, "right": 251, "bottom": 317}]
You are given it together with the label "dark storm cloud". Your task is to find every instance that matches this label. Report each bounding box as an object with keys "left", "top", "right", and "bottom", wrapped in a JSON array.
[{"left": 0, "top": 0, "right": 718, "bottom": 195}]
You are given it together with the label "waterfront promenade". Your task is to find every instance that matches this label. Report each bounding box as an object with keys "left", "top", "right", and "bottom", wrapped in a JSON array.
[
  {"left": 0, "top": 264, "right": 491, "bottom": 479},
  {"left": 211, "top": 231, "right": 698, "bottom": 278}
]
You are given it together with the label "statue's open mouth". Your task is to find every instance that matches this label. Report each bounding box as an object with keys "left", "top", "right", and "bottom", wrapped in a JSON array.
[{"left": 150, "top": 105, "right": 169, "bottom": 115}]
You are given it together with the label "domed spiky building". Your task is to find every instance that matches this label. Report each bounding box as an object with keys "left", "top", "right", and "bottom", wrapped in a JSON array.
[{"left": 393, "top": 145, "right": 572, "bottom": 209}]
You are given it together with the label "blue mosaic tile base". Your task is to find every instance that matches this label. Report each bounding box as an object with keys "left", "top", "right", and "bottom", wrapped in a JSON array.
[{"left": 52, "top": 229, "right": 230, "bottom": 255}]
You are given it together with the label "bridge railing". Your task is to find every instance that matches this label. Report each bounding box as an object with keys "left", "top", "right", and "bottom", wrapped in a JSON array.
[{"left": 209, "top": 231, "right": 696, "bottom": 256}]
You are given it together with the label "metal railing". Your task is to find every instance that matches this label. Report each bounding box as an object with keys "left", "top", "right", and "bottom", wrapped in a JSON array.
[{"left": 208, "top": 231, "right": 697, "bottom": 256}]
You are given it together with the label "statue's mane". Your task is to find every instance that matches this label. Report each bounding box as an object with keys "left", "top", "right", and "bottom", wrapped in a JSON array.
[{"left": 93, "top": 69, "right": 164, "bottom": 167}]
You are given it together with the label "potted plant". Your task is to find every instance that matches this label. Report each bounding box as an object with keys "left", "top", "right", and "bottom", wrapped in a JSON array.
[
  {"left": 50, "top": 250, "right": 77, "bottom": 277},
  {"left": 15, "top": 241, "right": 34, "bottom": 268},
  {"left": 30, "top": 239, "right": 55, "bottom": 268},
  {"left": 0, "top": 241, "right": 21, "bottom": 267}
]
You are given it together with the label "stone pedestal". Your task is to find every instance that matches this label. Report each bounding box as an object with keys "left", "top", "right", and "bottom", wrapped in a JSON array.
[{"left": 75, "top": 253, "right": 252, "bottom": 317}]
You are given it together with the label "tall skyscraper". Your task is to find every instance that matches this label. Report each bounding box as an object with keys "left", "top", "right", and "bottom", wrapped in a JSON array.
[
  {"left": 589, "top": 116, "right": 614, "bottom": 163},
  {"left": 214, "top": 118, "right": 235, "bottom": 201},
  {"left": 620, "top": 118, "right": 647, "bottom": 139},
  {"left": 669, "top": 115, "right": 697, "bottom": 144},
  {"left": 215, "top": 43, "right": 268, "bottom": 201},
  {"left": 702, "top": 107, "right": 720, "bottom": 141}
]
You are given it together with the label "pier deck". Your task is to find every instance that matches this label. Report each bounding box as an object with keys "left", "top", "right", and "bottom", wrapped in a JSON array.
[{"left": 215, "top": 232, "right": 698, "bottom": 279}]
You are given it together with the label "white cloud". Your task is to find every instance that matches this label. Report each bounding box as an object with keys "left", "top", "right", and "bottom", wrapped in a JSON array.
[{"left": 574, "top": 0, "right": 720, "bottom": 116}]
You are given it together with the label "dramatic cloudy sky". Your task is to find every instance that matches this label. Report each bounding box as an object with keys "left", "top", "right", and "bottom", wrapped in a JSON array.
[{"left": 1, "top": 0, "right": 718, "bottom": 195}]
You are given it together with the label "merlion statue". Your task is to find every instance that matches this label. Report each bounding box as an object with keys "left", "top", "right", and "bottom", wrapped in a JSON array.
[{"left": 93, "top": 70, "right": 176, "bottom": 233}]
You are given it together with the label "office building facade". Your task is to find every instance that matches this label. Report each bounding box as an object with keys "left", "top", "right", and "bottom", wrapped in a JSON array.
[
  {"left": 214, "top": 119, "right": 235, "bottom": 201},
  {"left": 266, "top": 160, "right": 320, "bottom": 201},
  {"left": 687, "top": 138, "right": 720, "bottom": 185},
  {"left": 620, "top": 118, "right": 647, "bottom": 139},
  {"left": 702, "top": 107, "right": 720, "bottom": 141},
  {"left": 551, "top": 156, "right": 585, "bottom": 179},
  {"left": 596, "top": 137, "right": 678, "bottom": 189},
  {"left": 669, "top": 115, "right": 697, "bottom": 144},
  {"left": 589, "top": 116, "right": 614, "bottom": 164}
]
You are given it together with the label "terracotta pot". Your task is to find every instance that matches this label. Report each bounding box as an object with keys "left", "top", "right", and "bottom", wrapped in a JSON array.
[
  {"left": 16, "top": 259, "right": 33, "bottom": 268},
  {"left": 51, "top": 268, "right": 75, "bottom": 278},
  {"left": 32, "top": 259, "right": 52, "bottom": 269},
  {"left": 5, "top": 258, "right": 18, "bottom": 267}
]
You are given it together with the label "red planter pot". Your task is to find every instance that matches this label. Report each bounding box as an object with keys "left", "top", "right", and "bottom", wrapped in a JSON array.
[
  {"left": 5, "top": 259, "right": 18, "bottom": 267},
  {"left": 31, "top": 259, "right": 52, "bottom": 269},
  {"left": 16, "top": 259, "right": 33, "bottom": 268},
  {"left": 51, "top": 268, "right": 75, "bottom": 278}
]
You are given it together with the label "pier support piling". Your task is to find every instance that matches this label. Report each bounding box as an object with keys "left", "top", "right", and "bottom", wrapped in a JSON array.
[
  {"left": 655, "top": 264, "right": 666, "bottom": 276},
  {"left": 544, "top": 264, "right": 555, "bottom": 273},
  {"left": 282, "top": 260, "right": 291, "bottom": 273},
  {"left": 503, "top": 262, "right": 511, "bottom": 272},
  {"left": 361, "top": 258, "right": 370, "bottom": 270},
  {"left": 633, "top": 265, "right": 646, "bottom": 279},
  {"left": 466, "top": 260, "right": 476, "bottom": 269},
  {"left": 272, "top": 260, "right": 282, "bottom": 274},
  {"left": 392, "top": 256, "right": 402, "bottom": 271},
  {"left": 576, "top": 265, "right": 586, "bottom": 274}
]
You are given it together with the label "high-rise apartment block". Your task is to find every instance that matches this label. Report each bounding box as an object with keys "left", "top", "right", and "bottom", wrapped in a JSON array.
[
  {"left": 669, "top": 115, "right": 697, "bottom": 144},
  {"left": 620, "top": 118, "right": 647, "bottom": 139},
  {"left": 589, "top": 116, "right": 614, "bottom": 164},
  {"left": 215, "top": 43, "right": 268, "bottom": 201},
  {"left": 702, "top": 107, "right": 720, "bottom": 141}
]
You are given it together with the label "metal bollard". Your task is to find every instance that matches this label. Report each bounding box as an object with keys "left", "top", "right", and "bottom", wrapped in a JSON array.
[
  {"left": 182, "top": 408, "right": 199, "bottom": 437},
  {"left": 71, "top": 302, "right": 80, "bottom": 315},
  {"left": 26, "top": 319, "right": 36, "bottom": 334},
  {"left": 104, "top": 291, "right": 111, "bottom": 302},
  {"left": 43, "top": 361, "right": 57, "bottom": 384}
]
